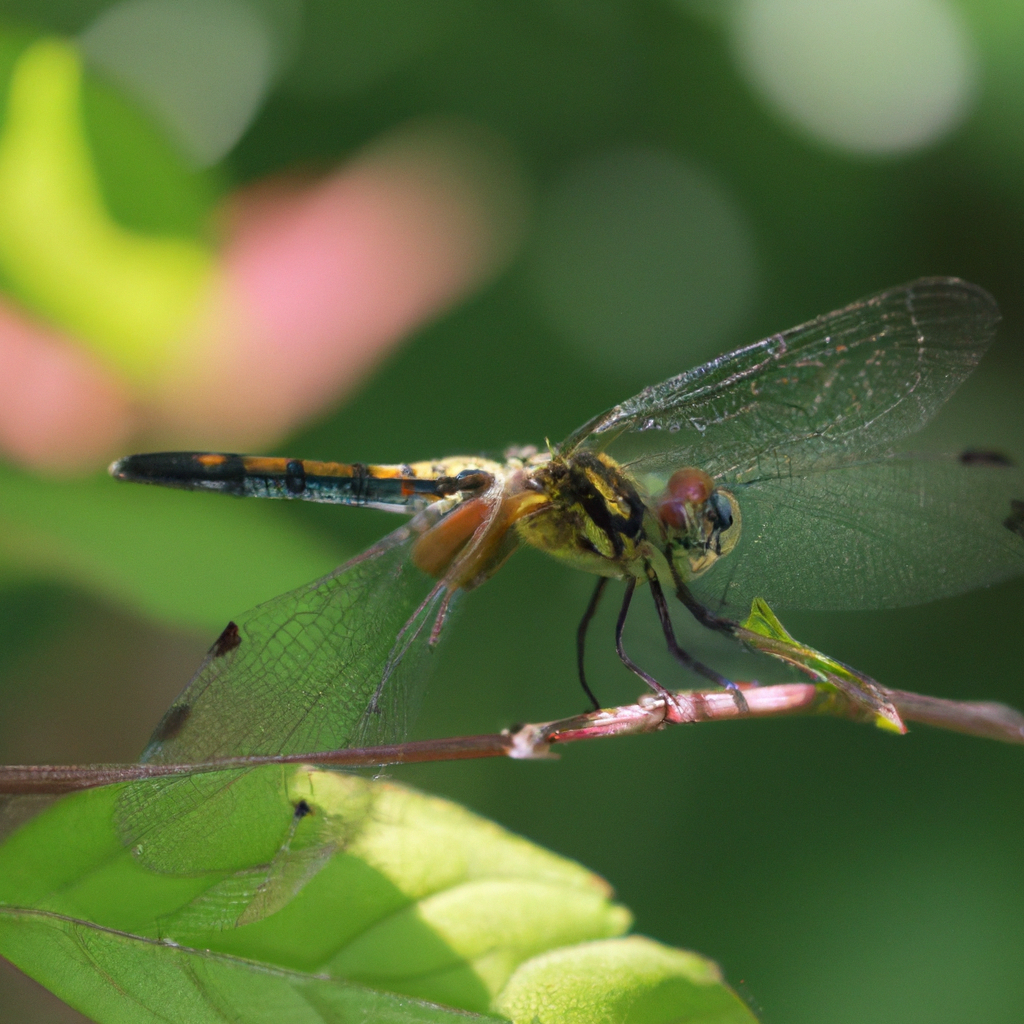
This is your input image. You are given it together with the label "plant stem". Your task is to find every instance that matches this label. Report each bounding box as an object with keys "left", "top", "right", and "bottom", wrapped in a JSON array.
[{"left": 1, "top": 681, "right": 1020, "bottom": 796}]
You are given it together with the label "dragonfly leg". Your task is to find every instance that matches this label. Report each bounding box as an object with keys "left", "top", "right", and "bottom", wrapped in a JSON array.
[
  {"left": 576, "top": 577, "right": 608, "bottom": 711},
  {"left": 614, "top": 577, "right": 678, "bottom": 706},
  {"left": 667, "top": 561, "right": 736, "bottom": 635},
  {"left": 649, "top": 573, "right": 748, "bottom": 713},
  {"left": 429, "top": 587, "right": 456, "bottom": 646}
]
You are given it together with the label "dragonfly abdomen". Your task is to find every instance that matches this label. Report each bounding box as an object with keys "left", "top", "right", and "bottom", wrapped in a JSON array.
[{"left": 110, "top": 452, "right": 466, "bottom": 509}]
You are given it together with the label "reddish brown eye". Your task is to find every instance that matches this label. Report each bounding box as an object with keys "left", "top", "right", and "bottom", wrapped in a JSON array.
[
  {"left": 656, "top": 468, "right": 715, "bottom": 530},
  {"left": 668, "top": 467, "right": 714, "bottom": 504}
]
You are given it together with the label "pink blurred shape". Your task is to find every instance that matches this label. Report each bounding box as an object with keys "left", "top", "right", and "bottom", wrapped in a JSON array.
[
  {"left": 0, "top": 302, "right": 133, "bottom": 471},
  {"left": 150, "top": 119, "right": 524, "bottom": 448},
  {"left": 0, "top": 118, "right": 524, "bottom": 468}
]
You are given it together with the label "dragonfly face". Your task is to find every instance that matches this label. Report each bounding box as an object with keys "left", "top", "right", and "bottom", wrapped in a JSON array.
[
  {"left": 110, "top": 276, "right": 1024, "bottom": 782},
  {"left": 652, "top": 468, "right": 742, "bottom": 578}
]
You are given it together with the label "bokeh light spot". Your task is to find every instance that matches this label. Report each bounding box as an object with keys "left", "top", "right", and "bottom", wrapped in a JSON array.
[
  {"left": 730, "top": 0, "right": 978, "bottom": 155},
  {"left": 530, "top": 150, "right": 757, "bottom": 375},
  {"left": 81, "top": 0, "right": 278, "bottom": 166}
]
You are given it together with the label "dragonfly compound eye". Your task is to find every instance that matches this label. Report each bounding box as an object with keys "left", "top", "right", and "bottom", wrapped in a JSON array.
[
  {"left": 708, "top": 491, "right": 734, "bottom": 532},
  {"left": 656, "top": 467, "right": 715, "bottom": 530}
]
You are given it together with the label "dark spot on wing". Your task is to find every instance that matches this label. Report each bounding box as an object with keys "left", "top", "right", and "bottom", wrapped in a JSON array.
[
  {"left": 293, "top": 799, "right": 312, "bottom": 819},
  {"left": 151, "top": 703, "right": 191, "bottom": 743},
  {"left": 211, "top": 621, "right": 241, "bottom": 658},
  {"left": 1004, "top": 499, "right": 1024, "bottom": 539},
  {"left": 960, "top": 450, "right": 1015, "bottom": 468}
]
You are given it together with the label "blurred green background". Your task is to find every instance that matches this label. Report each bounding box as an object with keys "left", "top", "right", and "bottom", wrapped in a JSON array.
[{"left": 0, "top": 1, "right": 1023, "bottom": 1021}]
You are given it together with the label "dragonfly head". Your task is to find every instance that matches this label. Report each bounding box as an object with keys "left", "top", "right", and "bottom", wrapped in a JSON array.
[{"left": 656, "top": 468, "right": 741, "bottom": 576}]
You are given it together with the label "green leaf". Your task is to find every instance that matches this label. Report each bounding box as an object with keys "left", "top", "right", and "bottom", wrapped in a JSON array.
[
  {"left": 495, "top": 936, "right": 757, "bottom": 1024},
  {"left": 0, "top": 462, "right": 346, "bottom": 630},
  {"left": 739, "top": 596, "right": 796, "bottom": 643},
  {"left": 0, "top": 909, "right": 504, "bottom": 1024},
  {"left": 0, "top": 25, "right": 220, "bottom": 241},
  {"left": 738, "top": 597, "right": 904, "bottom": 733},
  {"left": 0, "top": 37, "right": 215, "bottom": 383},
  {"left": 0, "top": 768, "right": 755, "bottom": 1023},
  {"left": 80, "top": 50, "right": 224, "bottom": 240}
]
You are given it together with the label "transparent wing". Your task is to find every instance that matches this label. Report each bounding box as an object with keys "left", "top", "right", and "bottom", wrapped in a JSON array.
[
  {"left": 686, "top": 456, "right": 1024, "bottom": 612},
  {"left": 117, "top": 522, "right": 454, "bottom": 880},
  {"left": 140, "top": 522, "right": 448, "bottom": 766},
  {"left": 561, "top": 279, "right": 1000, "bottom": 482}
]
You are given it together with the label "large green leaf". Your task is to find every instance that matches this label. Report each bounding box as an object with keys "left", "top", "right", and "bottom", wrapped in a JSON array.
[
  {"left": 0, "top": 910, "right": 503, "bottom": 1024},
  {"left": 495, "top": 936, "right": 757, "bottom": 1024},
  {"left": 0, "top": 767, "right": 757, "bottom": 1023}
]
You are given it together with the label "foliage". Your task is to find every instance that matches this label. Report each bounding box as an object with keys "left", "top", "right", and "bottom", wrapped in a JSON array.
[{"left": 0, "top": 767, "right": 756, "bottom": 1024}]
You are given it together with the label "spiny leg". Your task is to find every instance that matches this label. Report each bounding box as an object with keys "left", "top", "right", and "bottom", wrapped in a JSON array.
[
  {"left": 429, "top": 587, "right": 456, "bottom": 646},
  {"left": 649, "top": 572, "right": 748, "bottom": 713},
  {"left": 668, "top": 560, "right": 736, "bottom": 635},
  {"left": 614, "top": 577, "right": 678, "bottom": 706},
  {"left": 576, "top": 577, "right": 608, "bottom": 711}
]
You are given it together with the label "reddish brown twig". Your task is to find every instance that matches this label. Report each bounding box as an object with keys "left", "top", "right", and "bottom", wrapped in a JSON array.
[{"left": 1, "top": 681, "right": 1020, "bottom": 796}]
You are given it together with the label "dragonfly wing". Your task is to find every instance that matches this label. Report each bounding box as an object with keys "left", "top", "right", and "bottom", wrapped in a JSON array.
[
  {"left": 140, "top": 522, "right": 448, "bottom": 766},
  {"left": 562, "top": 279, "right": 999, "bottom": 481},
  {"left": 116, "top": 522, "right": 456, "bottom": 879},
  {"left": 688, "top": 455, "right": 1024, "bottom": 611},
  {"left": 117, "top": 764, "right": 368, "bottom": 923}
]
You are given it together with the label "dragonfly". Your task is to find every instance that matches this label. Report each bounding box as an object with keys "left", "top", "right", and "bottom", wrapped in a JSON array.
[{"left": 108, "top": 277, "right": 1024, "bottom": 885}]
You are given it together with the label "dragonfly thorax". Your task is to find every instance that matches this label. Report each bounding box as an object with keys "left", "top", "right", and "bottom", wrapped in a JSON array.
[{"left": 514, "top": 451, "right": 655, "bottom": 578}]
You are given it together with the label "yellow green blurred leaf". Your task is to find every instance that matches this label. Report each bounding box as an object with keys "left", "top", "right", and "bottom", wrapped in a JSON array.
[
  {"left": 0, "top": 37, "right": 215, "bottom": 384},
  {"left": 739, "top": 596, "right": 796, "bottom": 643}
]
